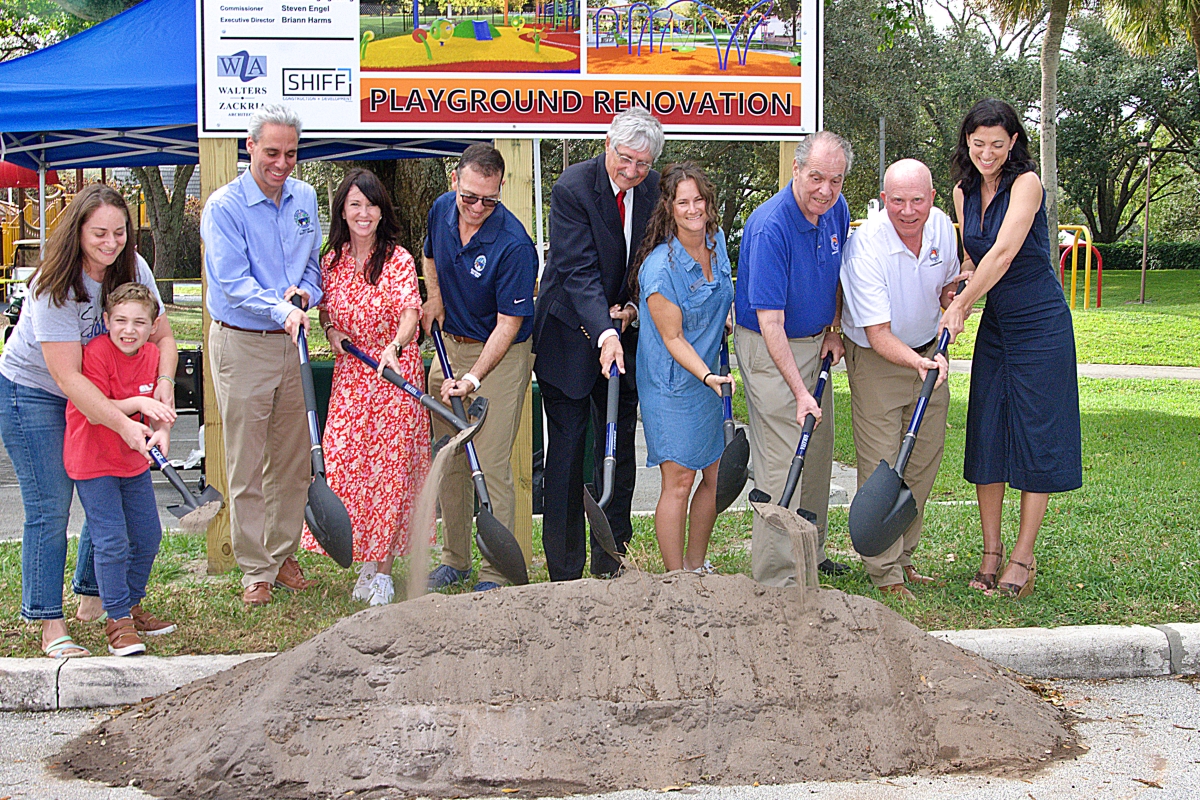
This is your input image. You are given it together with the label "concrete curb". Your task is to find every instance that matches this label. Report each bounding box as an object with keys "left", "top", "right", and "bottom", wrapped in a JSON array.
[
  {"left": 2, "top": 623, "right": 1197, "bottom": 711},
  {"left": 0, "top": 653, "right": 271, "bottom": 711}
]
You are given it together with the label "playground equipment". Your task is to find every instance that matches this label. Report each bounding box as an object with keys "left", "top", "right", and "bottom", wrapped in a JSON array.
[
  {"left": 1059, "top": 224, "right": 1102, "bottom": 309},
  {"left": 592, "top": 0, "right": 777, "bottom": 70},
  {"left": 536, "top": 0, "right": 578, "bottom": 31}
]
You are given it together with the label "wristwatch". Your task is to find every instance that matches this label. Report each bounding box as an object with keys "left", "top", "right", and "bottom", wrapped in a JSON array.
[{"left": 823, "top": 324, "right": 842, "bottom": 335}]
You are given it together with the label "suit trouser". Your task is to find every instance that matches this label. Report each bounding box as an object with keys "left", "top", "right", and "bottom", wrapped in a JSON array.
[
  {"left": 735, "top": 326, "right": 834, "bottom": 588},
  {"left": 427, "top": 338, "right": 532, "bottom": 586},
  {"left": 539, "top": 368, "right": 638, "bottom": 581},
  {"left": 844, "top": 339, "right": 950, "bottom": 587},
  {"left": 208, "top": 325, "right": 310, "bottom": 589}
]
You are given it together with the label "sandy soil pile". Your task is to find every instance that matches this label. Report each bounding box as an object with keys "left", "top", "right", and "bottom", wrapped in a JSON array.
[{"left": 62, "top": 573, "right": 1072, "bottom": 798}]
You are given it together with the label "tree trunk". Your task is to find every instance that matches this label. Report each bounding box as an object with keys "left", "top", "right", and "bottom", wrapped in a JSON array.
[
  {"left": 359, "top": 158, "right": 448, "bottom": 284},
  {"left": 1190, "top": 6, "right": 1200, "bottom": 80},
  {"left": 133, "top": 165, "right": 196, "bottom": 306},
  {"left": 1040, "top": 0, "right": 1069, "bottom": 261}
]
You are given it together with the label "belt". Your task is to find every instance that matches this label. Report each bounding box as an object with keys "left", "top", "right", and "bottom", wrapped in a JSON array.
[
  {"left": 216, "top": 320, "right": 287, "bottom": 335},
  {"left": 448, "top": 333, "right": 483, "bottom": 345},
  {"left": 912, "top": 337, "right": 938, "bottom": 354}
]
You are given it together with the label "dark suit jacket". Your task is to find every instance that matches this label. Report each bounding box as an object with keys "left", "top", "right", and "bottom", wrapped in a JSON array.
[{"left": 533, "top": 153, "right": 660, "bottom": 399}]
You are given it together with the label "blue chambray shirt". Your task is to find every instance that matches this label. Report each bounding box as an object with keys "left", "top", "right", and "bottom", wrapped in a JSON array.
[{"left": 202, "top": 170, "right": 323, "bottom": 329}]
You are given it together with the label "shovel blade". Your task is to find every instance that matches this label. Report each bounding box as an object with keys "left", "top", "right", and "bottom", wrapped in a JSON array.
[
  {"left": 475, "top": 507, "right": 528, "bottom": 585},
  {"left": 714, "top": 428, "right": 750, "bottom": 514},
  {"left": 305, "top": 477, "right": 353, "bottom": 568},
  {"left": 583, "top": 482, "right": 620, "bottom": 562},
  {"left": 196, "top": 485, "right": 224, "bottom": 508},
  {"left": 848, "top": 460, "right": 917, "bottom": 557}
]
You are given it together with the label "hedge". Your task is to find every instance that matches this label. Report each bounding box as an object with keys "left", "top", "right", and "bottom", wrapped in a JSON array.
[{"left": 1090, "top": 241, "right": 1200, "bottom": 270}]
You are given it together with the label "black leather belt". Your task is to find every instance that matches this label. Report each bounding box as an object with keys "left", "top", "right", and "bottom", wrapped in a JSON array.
[
  {"left": 216, "top": 320, "right": 287, "bottom": 335},
  {"left": 912, "top": 337, "right": 938, "bottom": 354}
]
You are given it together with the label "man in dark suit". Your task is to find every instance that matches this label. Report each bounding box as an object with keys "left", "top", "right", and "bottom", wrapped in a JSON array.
[{"left": 533, "top": 108, "right": 664, "bottom": 581}]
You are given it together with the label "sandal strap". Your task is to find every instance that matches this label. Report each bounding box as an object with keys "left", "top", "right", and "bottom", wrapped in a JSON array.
[
  {"left": 45, "top": 635, "right": 90, "bottom": 656},
  {"left": 1007, "top": 558, "right": 1034, "bottom": 571}
]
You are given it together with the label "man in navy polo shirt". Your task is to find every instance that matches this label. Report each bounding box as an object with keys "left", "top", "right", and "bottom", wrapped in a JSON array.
[
  {"left": 734, "top": 131, "right": 853, "bottom": 587},
  {"left": 422, "top": 143, "right": 537, "bottom": 592}
]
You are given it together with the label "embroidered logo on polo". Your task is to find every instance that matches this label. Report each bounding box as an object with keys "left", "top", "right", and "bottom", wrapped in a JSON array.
[
  {"left": 471, "top": 254, "right": 487, "bottom": 278},
  {"left": 830, "top": 233, "right": 840, "bottom": 255},
  {"left": 294, "top": 209, "right": 313, "bottom": 232},
  {"left": 929, "top": 247, "right": 941, "bottom": 263}
]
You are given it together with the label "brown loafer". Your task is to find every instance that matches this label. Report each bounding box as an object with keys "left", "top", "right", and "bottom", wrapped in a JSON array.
[
  {"left": 878, "top": 583, "right": 917, "bottom": 601},
  {"left": 903, "top": 565, "right": 936, "bottom": 586},
  {"left": 243, "top": 581, "right": 273, "bottom": 606},
  {"left": 275, "top": 555, "right": 315, "bottom": 591}
]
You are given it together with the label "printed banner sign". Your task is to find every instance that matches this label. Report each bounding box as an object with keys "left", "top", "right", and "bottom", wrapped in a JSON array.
[{"left": 198, "top": 0, "right": 822, "bottom": 137}]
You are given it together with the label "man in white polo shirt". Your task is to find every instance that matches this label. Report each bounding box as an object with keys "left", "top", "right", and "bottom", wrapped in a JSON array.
[{"left": 840, "top": 159, "right": 964, "bottom": 600}]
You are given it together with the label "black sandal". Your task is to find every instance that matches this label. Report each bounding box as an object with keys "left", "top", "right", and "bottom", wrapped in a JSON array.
[{"left": 969, "top": 545, "right": 1004, "bottom": 591}]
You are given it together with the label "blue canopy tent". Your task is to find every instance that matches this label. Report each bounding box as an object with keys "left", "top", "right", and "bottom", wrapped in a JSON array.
[{"left": 0, "top": 0, "right": 473, "bottom": 239}]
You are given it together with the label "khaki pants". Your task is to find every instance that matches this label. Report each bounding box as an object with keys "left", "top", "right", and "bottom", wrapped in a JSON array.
[
  {"left": 208, "top": 325, "right": 310, "bottom": 588},
  {"left": 844, "top": 339, "right": 950, "bottom": 587},
  {"left": 735, "top": 326, "right": 834, "bottom": 588},
  {"left": 427, "top": 338, "right": 532, "bottom": 586}
]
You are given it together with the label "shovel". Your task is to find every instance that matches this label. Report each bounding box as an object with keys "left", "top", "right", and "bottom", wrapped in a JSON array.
[
  {"left": 292, "top": 296, "right": 354, "bottom": 569},
  {"left": 341, "top": 340, "right": 489, "bottom": 451},
  {"left": 714, "top": 337, "right": 749, "bottom": 514},
  {"left": 148, "top": 445, "right": 223, "bottom": 532},
  {"left": 848, "top": 328, "right": 951, "bottom": 558},
  {"left": 583, "top": 361, "right": 624, "bottom": 565},
  {"left": 429, "top": 322, "right": 528, "bottom": 586}
]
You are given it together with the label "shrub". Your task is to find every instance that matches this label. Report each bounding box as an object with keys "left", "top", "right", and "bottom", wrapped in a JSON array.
[{"left": 1092, "top": 241, "right": 1200, "bottom": 270}]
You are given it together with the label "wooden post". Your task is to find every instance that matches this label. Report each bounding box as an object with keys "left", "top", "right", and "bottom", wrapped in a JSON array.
[
  {"left": 198, "top": 138, "right": 239, "bottom": 574},
  {"left": 493, "top": 139, "right": 535, "bottom": 566},
  {"left": 779, "top": 140, "right": 800, "bottom": 190}
]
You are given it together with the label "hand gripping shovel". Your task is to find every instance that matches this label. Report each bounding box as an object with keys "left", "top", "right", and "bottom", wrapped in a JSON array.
[
  {"left": 148, "top": 445, "right": 223, "bottom": 532},
  {"left": 714, "top": 337, "right": 749, "bottom": 514},
  {"left": 584, "top": 361, "right": 625, "bottom": 565},
  {"left": 429, "top": 322, "right": 528, "bottom": 586},
  {"left": 848, "top": 328, "right": 951, "bottom": 558},
  {"left": 292, "top": 296, "right": 354, "bottom": 568},
  {"left": 341, "top": 340, "right": 489, "bottom": 452}
]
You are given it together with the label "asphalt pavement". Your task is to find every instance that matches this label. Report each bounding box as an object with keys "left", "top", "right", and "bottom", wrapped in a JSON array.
[{"left": 4, "top": 676, "right": 1198, "bottom": 799}]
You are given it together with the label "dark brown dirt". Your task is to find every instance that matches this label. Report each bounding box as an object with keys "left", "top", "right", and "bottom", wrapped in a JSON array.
[{"left": 60, "top": 573, "right": 1073, "bottom": 798}]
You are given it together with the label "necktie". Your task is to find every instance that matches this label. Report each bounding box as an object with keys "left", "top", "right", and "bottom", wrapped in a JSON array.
[{"left": 616, "top": 189, "right": 626, "bottom": 227}]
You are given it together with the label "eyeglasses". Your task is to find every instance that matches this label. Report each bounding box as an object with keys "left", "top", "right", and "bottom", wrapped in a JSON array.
[
  {"left": 612, "top": 149, "right": 653, "bottom": 172},
  {"left": 458, "top": 191, "right": 502, "bottom": 208}
]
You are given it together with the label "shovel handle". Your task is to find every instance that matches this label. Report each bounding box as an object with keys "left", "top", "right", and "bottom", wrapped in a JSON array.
[
  {"left": 291, "top": 296, "right": 325, "bottom": 474},
  {"left": 431, "top": 321, "right": 493, "bottom": 513},
  {"left": 149, "top": 445, "right": 201, "bottom": 511},
  {"left": 894, "top": 327, "right": 952, "bottom": 476},
  {"left": 341, "top": 340, "right": 472, "bottom": 432},
  {"left": 719, "top": 338, "right": 734, "bottom": 445},
  {"left": 598, "top": 361, "right": 619, "bottom": 509},
  {"left": 779, "top": 353, "right": 834, "bottom": 509}
]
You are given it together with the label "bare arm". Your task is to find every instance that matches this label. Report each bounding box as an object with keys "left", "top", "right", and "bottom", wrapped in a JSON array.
[
  {"left": 646, "top": 293, "right": 734, "bottom": 396},
  {"left": 378, "top": 307, "right": 421, "bottom": 374},
  {"left": 864, "top": 322, "right": 947, "bottom": 387},
  {"left": 757, "top": 308, "right": 820, "bottom": 426},
  {"left": 43, "top": 342, "right": 152, "bottom": 457},
  {"left": 441, "top": 313, "right": 523, "bottom": 401},
  {"left": 820, "top": 285, "right": 845, "bottom": 365},
  {"left": 150, "top": 314, "right": 178, "bottom": 406},
  {"left": 421, "top": 255, "right": 444, "bottom": 337}
]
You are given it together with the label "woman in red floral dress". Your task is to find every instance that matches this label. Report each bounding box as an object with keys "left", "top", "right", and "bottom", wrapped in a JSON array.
[{"left": 302, "top": 169, "right": 430, "bottom": 605}]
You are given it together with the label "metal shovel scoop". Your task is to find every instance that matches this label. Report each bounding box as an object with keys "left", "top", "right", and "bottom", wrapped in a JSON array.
[
  {"left": 714, "top": 338, "right": 749, "bottom": 514},
  {"left": 584, "top": 361, "right": 625, "bottom": 565},
  {"left": 292, "top": 296, "right": 354, "bottom": 569},
  {"left": 429, "top": 322, "right": 528, "bottom": 586},
  {"left": 148, "top": 445, "right": 223, "bottom": 532},
  {"left": 848, "top": 328, "right": 951, "bottom": 557}
]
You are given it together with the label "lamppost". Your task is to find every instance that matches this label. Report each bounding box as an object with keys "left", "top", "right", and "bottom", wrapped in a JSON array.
[{"left": 1138, "top": 141, "right": 1152, "bottom": 304}]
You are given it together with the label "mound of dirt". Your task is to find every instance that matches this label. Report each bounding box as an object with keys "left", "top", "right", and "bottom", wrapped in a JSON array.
[{"left": 61, "top": 573, "right": 1072, "bottom": 798}]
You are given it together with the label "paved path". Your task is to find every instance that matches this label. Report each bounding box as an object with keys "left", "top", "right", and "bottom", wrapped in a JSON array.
[{"left": 4, "top": 676, "right": 1198, "bottom": 799}]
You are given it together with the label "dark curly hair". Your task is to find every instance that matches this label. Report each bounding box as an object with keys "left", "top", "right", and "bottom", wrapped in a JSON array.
[
  {"left": 627, "top": 162, "right": 720, "bottom": 304},
  {"left": 322, "top": 168, "right": 401, "bottom": 285},
  {"left": 951, "top": 99, "right": 1038, "bottom": 193}
]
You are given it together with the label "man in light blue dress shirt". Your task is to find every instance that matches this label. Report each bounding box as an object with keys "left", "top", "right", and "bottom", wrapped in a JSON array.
[{"left": 201, "top": 104, "right": 323, "bottom": 607}]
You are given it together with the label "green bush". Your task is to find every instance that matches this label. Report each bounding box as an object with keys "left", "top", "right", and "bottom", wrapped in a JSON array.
[{"left": 1092, "top": 241, "right": 1200, "bottom": 270}]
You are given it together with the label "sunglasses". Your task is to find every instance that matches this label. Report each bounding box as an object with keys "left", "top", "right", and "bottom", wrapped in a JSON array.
[{"left": 458, "top": 191, "right": 502, "bottom": 208}]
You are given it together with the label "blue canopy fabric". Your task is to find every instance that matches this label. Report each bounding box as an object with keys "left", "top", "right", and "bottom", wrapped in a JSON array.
[{"left": 0, "top": 0, "right": 470, "bottom": 169}]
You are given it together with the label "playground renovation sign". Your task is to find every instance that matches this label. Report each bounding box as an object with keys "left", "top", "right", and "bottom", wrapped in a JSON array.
[{"left": 198, "top": 1, "right": 822, "bottom": 137}]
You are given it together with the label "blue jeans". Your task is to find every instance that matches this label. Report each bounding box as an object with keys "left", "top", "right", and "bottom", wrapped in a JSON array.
[
  {"left": 0, "top": 373, "right": 99, "bottom": 621},
  {"left": 74, "top": 472, "right": 161, "bottom": 621}
]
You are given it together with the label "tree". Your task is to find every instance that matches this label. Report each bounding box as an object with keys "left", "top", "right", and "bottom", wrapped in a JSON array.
[
  {"left": 985, "top": 0, "right": 1086, "bottom": 256},
  {"left": 49, "top": 0, "right": 137, "bottom": 21},
  {"left": 1105, "top": 0, "right": 1200, "bottom": 77},
  {"left": 0, "top": 0, "right": 89, "bottom": 61},
  {"left": 132, "top": 166, "right": 195, "bottom": 303}
]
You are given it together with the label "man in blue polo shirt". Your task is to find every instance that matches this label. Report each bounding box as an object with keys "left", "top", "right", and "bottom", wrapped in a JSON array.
[
  {"left": 734, "top": 131, "right": 853, "bottom": 587},
  {"left": 422, "top": 143, "right": 537, "bottom": 592}
]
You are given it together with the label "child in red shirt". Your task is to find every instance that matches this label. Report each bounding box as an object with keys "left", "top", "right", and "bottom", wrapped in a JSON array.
[{"left": 65, "top": 283, "right": 177, "bottom": 656}]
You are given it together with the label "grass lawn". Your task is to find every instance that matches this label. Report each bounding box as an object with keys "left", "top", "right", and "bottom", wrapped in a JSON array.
[
  {"left": 948, "top": 270, "right": 1200, "bottom": 366},
  {"left": 3, "top": 371, "right": 1197, "bottom": 657}
]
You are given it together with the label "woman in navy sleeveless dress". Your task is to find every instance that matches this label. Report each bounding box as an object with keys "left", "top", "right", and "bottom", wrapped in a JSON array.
[{"left": 939, "top": 100, "right": 1082, "bottom": 599}]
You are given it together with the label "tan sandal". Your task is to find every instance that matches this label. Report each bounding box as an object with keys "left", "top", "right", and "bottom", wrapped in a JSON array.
[
  {"left": 994, "top": 557, "right": 1036, "bottom": 600},
  {"left": 969, "top": 545, "right": 1005, "bottom": 591}
]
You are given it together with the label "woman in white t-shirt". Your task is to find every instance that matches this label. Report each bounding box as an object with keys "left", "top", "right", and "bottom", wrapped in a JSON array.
[{"left": 0, "top": 184, "right": 177, "bottom": 657}]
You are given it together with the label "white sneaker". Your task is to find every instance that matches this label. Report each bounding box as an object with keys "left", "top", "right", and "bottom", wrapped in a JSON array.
[
  {"left": 368, "top": 573, "right": 395, "bottom": 606},
  {"left": 352, "top": 563, "right": 377, "bottom": 602}
]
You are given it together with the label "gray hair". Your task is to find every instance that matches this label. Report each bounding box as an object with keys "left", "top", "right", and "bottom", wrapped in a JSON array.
[
  {"left": 795, "top": 131, "right": 853, "bottom": 175},
  {"left": 607, "top": 107, "right": 665, "bottom": 161},
  {"left": 248, "top": 104, "right": 303, "bottom": 142}
]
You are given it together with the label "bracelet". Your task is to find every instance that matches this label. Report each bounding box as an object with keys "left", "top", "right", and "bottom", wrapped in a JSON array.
[
  {"left": 702, "top": 372, "right": 716, "bottom": 386},
  {"left": 321, "top": 320, "right": 335, "bottom": 333},
  {"left": 157, "top": 375, "right": 176, "bottom": 386},
  {"left": 462, "top": 372, "right": 482, "bottom": 392}
]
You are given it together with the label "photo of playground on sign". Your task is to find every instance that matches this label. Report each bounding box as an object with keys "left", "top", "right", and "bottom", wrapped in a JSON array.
[{"left": 198, "top": 0, "right": 822, "bottom": 136}]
